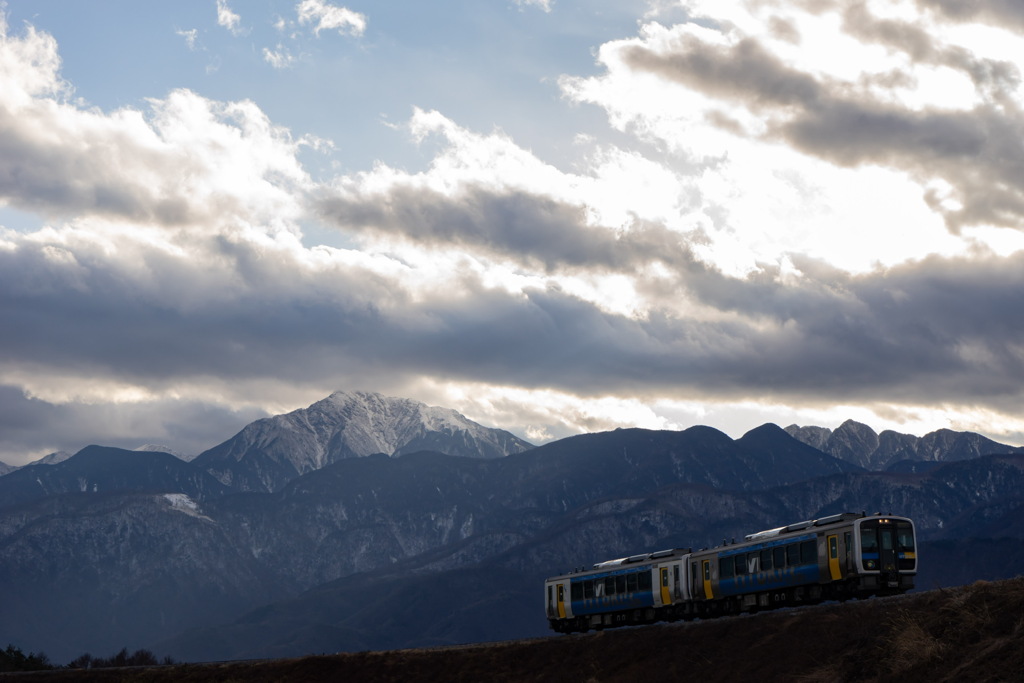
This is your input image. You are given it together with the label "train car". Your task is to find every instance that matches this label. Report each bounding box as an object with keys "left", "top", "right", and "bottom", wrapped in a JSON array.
[
  {"left": 690, "top": 512, "right": 917, "bottom": 615},
  {"left": 544, "top": 548, "right": 692, "bottom": 633},
  {"left": 545, "top": 512, "right": 917, "bottom": 633}
]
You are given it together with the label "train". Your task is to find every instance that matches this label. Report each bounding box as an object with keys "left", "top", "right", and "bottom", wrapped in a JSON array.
[{"left": 544, "top": 511, "right": 917, "bottom": 633}]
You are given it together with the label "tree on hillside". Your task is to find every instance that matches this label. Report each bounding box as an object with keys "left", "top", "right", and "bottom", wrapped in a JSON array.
[
  {"left": 67, "top": 647, "right": 173, "bottom": 669},
  {"left": 0, "top": 644, "right": 52, "bottom": 672}
]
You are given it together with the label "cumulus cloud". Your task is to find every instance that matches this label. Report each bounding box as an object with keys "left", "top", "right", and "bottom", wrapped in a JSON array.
[
  {"left": 296, "top": 0, "right": 366, "bottom": 37},
  {"left": 0, "top": 18, "right": 309, "bottom": 229},
  {"left": 565, "top": 1, "right": 1024, "bottom": 236}
]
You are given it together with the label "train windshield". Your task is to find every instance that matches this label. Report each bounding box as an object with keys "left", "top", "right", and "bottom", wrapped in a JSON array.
[{"left": 860, "top": 518, "right": 915, "bottom": 571}]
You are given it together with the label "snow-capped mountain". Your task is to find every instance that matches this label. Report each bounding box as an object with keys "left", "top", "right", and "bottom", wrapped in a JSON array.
[
  {"left": 192, "top": 390, "right": 535, "bottom": 492},
  {"left": 785, "top": 419, "right": 1021, "bottom": 470}
]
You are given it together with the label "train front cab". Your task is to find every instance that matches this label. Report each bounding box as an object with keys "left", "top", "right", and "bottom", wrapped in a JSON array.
[{"left": 852, "top": 515, "right": 916, "bottom": 594}]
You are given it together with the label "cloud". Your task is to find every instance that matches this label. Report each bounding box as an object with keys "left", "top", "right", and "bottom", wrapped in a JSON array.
[
  {"left": 0, "top": 385, "right": 266, "bottom": 465},
  {"left": 263, "top": 46, "right": 296, "bottom": 69},
  {"left": 563, "top": 2, "right": 1024, "bottom": 238},
  {"left": 0, "top": 19, "right": 310, "bottom": 230},
  {"left": 513, "top": 0, "right": 553, "bottom": 12},
  {"left": 296, "top": 0, "right": 366, "bottom": 37},
  {"left": 918, "top": 0, "right": 1024, "bottom": 30},
  {"left": 2, "top": 6, "right": 1024, "bottom": 460},
  {"left": 176, "top": 28, "right": 199, "bottom": 51},
  {"left": 216, "top": 0, "right": 244, "bottom": 36}
]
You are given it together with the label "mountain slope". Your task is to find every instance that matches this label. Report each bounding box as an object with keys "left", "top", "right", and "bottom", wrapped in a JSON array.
[
  {"left": 192, "top": 390, "right": 534, "bottom": 492},
  {"left": 0, "top": 445, "right": 230, "bottom": 510}
]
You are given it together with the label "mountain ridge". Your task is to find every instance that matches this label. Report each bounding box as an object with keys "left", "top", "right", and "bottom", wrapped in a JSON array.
[{"left": 785, "top": 419, "right": 1021, "bottom": 470}]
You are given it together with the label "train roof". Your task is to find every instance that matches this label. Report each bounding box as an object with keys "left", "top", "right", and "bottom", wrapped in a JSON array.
[{"left": 546, "top": 547, "right": 692, "bottom": 582}]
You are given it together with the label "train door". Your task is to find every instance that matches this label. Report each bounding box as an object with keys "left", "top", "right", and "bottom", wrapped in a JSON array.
[
  {"left": 701, "top": 559, "right": 713, "bottom": 599},
  {"left": 878, "top": 526, "right": 897, "bottom": 572},
  {"left": 660, "top": 567, "right": 672, "bottom": 605},
  {"left": 827, "top": 534, "right": 842, "bottom": 580},
  {"left": 556, "top": 583, "right": 566, "bottom": 618}
]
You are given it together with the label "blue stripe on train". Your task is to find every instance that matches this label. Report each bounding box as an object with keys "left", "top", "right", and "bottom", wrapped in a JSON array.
[
  {"left": 571, "top": 591, "right": 655, "bottom": 616},
  {"left": 718, "top": 565, "right": 820, "bottom": 597}
]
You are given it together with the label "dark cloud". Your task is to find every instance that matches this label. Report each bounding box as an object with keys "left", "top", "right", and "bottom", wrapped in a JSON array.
[
  {"left": 316, "top": 183, "right": 701, "bottom": 273},
  {"left": 918, "top": 0, "right": 1024, "bottom": 30},
  {"left": 842, "top": 4, "right": 1020, "bottom": 101},
  {"left": 2, "top": 210, "right": 1023, "bottom": 452},
  {"left": 0, "top": 385, "right": 265, "bottom": 465}
]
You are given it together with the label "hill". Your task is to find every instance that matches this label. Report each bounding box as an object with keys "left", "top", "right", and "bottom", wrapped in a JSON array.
[{"left": 16, "top": 577, "right": 1024, "bottom": 682}]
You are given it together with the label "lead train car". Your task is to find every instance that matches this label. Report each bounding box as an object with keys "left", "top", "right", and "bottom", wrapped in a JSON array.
[{"left": 544, "top": 512, "right": 917, "bottom": 633}]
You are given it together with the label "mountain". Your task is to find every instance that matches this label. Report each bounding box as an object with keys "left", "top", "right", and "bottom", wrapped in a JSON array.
[
  {"left": 157, "top": 451, "right": 1024, "bottom": 661},
  {"left": 0, "top": 445, "right": 230, "bottom": 510},
  {"left": 0, "top": 491, "right": 285, "bottom": 662},
  {"left": 0, "top": 460, "right": 14, "bottom": 476},
  {"left": 27, "top": 450, "right": 74, "bottom": 467},
  {"left": 785, "top": 419, "right": 1020, "bottom": 470},
  {"left": 192, "top": 390, "right": 534, "bottom": 492},
  {"left": 135, "top": 444, "right": 192, "bottom": 461}
]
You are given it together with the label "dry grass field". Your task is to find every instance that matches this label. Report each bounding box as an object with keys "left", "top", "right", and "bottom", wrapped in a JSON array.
[{"left": 9, "top": 576, "right": 1024, "bottom": 683}]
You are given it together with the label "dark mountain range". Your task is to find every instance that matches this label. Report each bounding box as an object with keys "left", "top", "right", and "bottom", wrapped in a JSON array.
[
  {"left": 2, "top": 396, "right": 1023, "bottom": 664},
  {"left": 191, "top": 390, "right": 534, "bottom": 492},
  {"left": 156, "top": 451, "right": 1024, "bottom": 661},
  {"left": 785, "top": 419, "right": 1021, "bottom": 470},
  {"left": 0, "top": 460, "right": 13, "bottom": 476},
  {"left": 0, "top": 445, "right": 230, "bottom": 510}
]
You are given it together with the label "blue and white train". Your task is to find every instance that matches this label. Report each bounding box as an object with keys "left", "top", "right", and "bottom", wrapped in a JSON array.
[{"left": 544, "top": 512, "right": 917, "bottom": 633}]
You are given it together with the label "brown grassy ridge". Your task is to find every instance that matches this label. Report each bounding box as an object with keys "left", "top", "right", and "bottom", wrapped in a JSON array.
[{"left": 9, "top": 576, "right": 1024, "bottom": 683}]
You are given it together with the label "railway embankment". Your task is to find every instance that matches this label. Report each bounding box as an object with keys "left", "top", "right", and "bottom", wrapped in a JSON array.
[{"left": 6, "top": 576, "right": 1024, "bottom": 682}]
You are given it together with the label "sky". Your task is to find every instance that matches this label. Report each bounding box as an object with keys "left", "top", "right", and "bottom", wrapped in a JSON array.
[{"left": 2, "top": 0, "right": 1024, "bottom": 465}]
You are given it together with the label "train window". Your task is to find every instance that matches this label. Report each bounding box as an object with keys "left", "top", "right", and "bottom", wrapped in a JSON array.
[
  {"left": 603, "top": 576, "right": 614, "bottom": 596},
  {"left": 627, "top": 572, "right": 638, "bottom": 593},
  {"left": 639, "top": 571, "right": 652, "bottom": 590},
  {"left": 571, "top": 583, "right": 582, "bottom": 601},
  {"left": 617, "top": 575, "right": 627, "bottom": 594},
  {"left": 720, "top": 558, "right": 735, "bottom": 579},
  {"left": 734, "top": 555, "right": 747, "bottom": 576},
  {"left": 861, "top": 530, "right": 878, "bottom": 551},
  {"left": 583, "top": 580, "right": 594, "bottom": 599},
  {"left": 801, "top": 540, "right": 816, "bottom": 565},
  {"left": 786, "top": 544, "right": 800, "bottom": 566},
  {"left": 760, "top": 549, "right": 773, "bottom": 571},
  {"left": 901, "top": 524, "right": 917, "bottom": 548},
  {"left": 595, "top": 580, "right": 605, "bottom": 598},
  {"left": 773, "top": 546, "right": 786, "bottom": 569},
  {"left": 747, "top": 553, "right": 759, "bottom": 574}
]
